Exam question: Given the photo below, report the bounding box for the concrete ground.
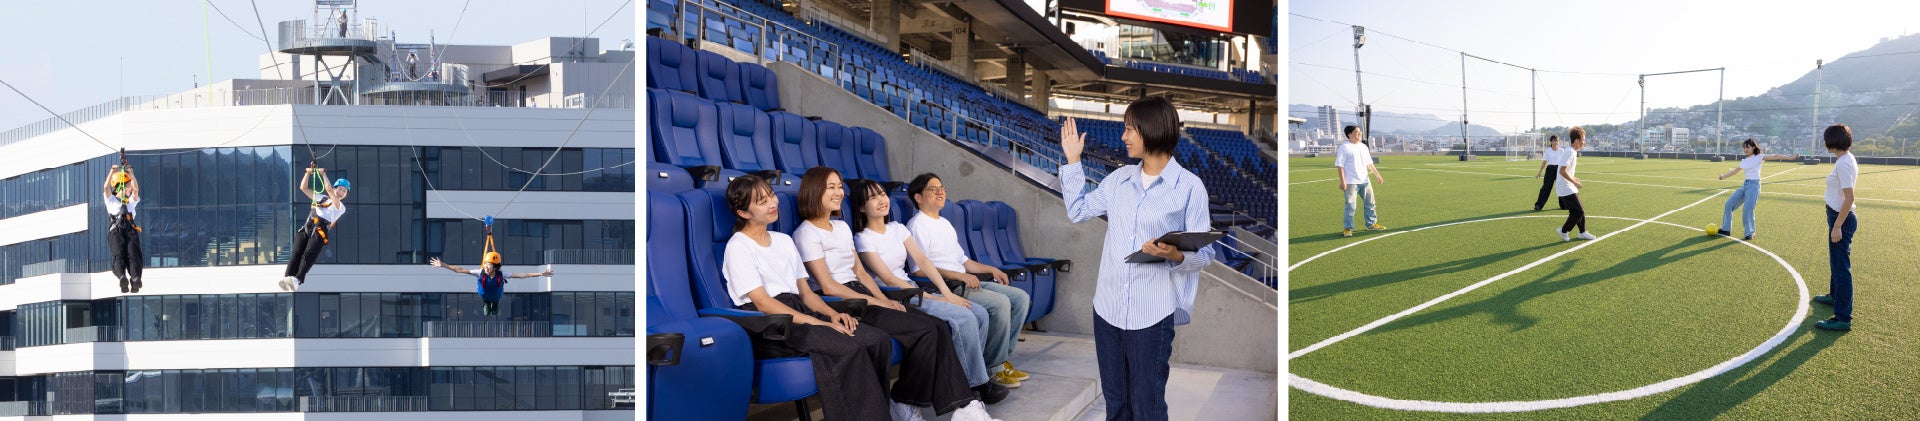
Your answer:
[746,331,1277,421]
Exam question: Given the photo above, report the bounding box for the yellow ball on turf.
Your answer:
[1705,223,1720,236]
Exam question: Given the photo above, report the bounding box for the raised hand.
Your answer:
[1061,117,1085,164]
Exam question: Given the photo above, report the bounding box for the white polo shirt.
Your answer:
[905,211,971,275]
[721,231,810,307]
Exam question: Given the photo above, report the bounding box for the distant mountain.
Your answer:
[1288,104,1504,136]
[1629,33,1920,146]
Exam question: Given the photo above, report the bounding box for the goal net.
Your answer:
[1504,133,1543,161]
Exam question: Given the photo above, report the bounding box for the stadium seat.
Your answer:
[813,120,858,176]
[648,162,696,194]
[736,62,783,112]
[954,200,1038,310]
[714,102,800,186]
[647,37,699,93]
[646,191,754,421]
[768,111,820,176]
[852,127,892,182]
[647,88,736,184]
[695,50,744,104]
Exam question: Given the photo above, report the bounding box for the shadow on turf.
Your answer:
[1636,326,1838,420]
[1289,210,1537,247]
[1372,235,1735,334]
[1290,242,1562,304]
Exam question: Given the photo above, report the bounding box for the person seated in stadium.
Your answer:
[903,173,1034,388]
[280,166,349,291]
[102,163,144,293]
[791,167,1007,416]
[724,174,1001,421]
[1058,96,1217,421]
[845,177,1007,403]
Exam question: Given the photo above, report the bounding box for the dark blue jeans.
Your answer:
[1094,313,1175,421]
[1827,207,1858,320]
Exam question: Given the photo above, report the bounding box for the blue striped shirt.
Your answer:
[1060,158,1216,330]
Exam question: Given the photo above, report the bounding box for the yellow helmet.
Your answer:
[484,252,502,265]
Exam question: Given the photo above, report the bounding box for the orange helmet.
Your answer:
[110,171,131,187]
[483,252,502,265]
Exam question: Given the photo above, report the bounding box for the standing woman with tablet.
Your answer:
[1057,96,1216,421]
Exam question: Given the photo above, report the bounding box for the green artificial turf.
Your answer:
[1287,155,1920,420]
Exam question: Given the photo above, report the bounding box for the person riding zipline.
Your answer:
[280,165,350,291]
[103,159,144,293]
[426,218,552,315]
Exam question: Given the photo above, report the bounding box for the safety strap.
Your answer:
[307,161,329,208]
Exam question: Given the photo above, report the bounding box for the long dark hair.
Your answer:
[846,178,887,234]
[1743,138,1760,156]
[725,174,774,232]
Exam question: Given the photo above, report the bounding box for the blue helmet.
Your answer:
[333,178,352,189]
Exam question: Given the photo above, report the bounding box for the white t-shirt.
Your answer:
[854,222,914,282]
[1545,147,1568,166]
[104,193,140,217]
[1140,173,1160,189]
[1556,150,1580,196]
[1739,155,1765,181]
[311,193,347,223]
[792,220,860,286]
[1334,142,1373,185]
[1825,153,1858,211]
[722,231,810,307]
[905,212,970,274]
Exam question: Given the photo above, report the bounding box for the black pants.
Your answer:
[284,218,330,281]
[845,282,975,415]
[745,293,894,421]
[1535,165,1560,210]
[1559,194,1586,234]
[108,221,143,280]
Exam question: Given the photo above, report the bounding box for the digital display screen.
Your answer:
[1105,0,1234,33]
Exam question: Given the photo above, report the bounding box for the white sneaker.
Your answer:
[277,277,293,291]
[949,401,1001,421]
[1577,232,1597,240]
[890,401,927,421]
[1557,228,1570,242]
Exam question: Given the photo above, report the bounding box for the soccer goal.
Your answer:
[1504,133,1543,161]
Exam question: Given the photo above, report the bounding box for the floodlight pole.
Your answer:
[1813,59,1824,155]
[1352,26,1366,141]
[1460,52,1470,157]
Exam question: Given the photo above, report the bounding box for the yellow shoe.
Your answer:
[992,370,1022,388]
[1342,229,1353,237]
[1368,224,1387,231]
[1002,362,1030,381]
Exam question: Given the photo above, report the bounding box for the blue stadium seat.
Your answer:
[648,162,696,194]
[648,88,739,184]
[695,50,744,104]
[647,37,699,93]
[955,200,1039,311]
[736,62,783,112]
[645,191,754,421]
[987,201,1064,323]
[767,111,820,176]
[813,120,857,176]
[714,102,802,188]
[851,127,891,182]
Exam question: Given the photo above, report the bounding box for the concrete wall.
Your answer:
[769,63,1277,373]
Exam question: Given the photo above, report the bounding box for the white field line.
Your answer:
[1406,167,1920,205]
[1288,190,1727,360]
[1292,178,1334,185]
[1288,215,1810,413]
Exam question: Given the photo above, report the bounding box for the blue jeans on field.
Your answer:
[1827,207,1857,321]
[1094,312,1174,421]
[1343,182,1376,230]
[1722,180,1760,237]
[916,293,993,386]
[968,281,1031,367]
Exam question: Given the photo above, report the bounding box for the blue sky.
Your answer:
[1289,0,1920,132]
[0,0,633,130]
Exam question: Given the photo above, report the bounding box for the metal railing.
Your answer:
[20,259,69,278]
[298,396,428,412]
[422,321,552,338]
[545,249,636,265]
[0,401,27,417]
[66,326,126,343]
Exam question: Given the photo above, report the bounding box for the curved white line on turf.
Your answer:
[1289,215,1809,413]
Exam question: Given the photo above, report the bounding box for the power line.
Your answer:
[0,79,119,152]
